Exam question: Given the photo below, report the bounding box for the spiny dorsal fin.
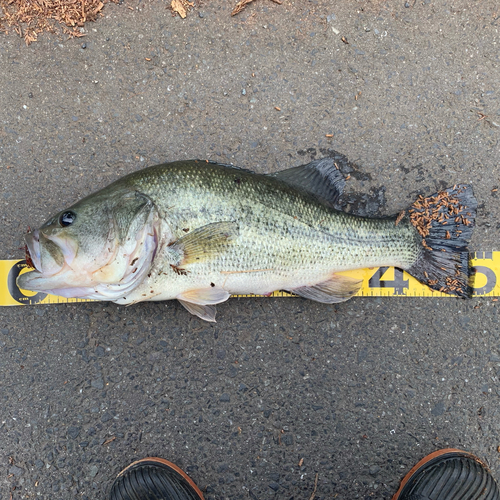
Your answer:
[269,158,346,206]
[290,273,362,304]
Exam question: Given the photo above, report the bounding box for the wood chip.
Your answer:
[171,0,193,19]
[0,0,111,44]
[232,0,281,16]
[231,0,254,16]
[395,210,405,226]
[308,473,319,500]
[103,436,116,445]
[408,189,466,238]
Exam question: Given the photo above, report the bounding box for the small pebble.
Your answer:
[431,401,445,416]
[405,1,410,7]
[91,378,104,389]
[81,42,87,49]
[269,482,280,491]
[89,465,99,478]
[68,426,81,439]
[9,465,24,476]
[101,412,112,423]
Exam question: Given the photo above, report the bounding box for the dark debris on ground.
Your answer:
[0,0,281,45]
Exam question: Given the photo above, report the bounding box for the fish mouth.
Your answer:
[18,230,77,294]
[24,229,65,277]
[24,230,42,272]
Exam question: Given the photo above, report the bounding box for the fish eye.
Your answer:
[59,211,76,227]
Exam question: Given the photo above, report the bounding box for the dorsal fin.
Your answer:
[269,158,346,206]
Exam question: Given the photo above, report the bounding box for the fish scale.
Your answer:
[124,160,421,273]
[17,156,477,321]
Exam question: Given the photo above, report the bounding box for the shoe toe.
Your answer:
[393,449,500,500]
[109,458,204,500]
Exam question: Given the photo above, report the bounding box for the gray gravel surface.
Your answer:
[1,1,500,499]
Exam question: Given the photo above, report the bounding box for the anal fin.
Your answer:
[290,274,362,304]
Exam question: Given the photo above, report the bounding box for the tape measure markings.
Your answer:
[1,255,499,306]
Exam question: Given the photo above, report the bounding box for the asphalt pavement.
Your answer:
[0,1,500,498]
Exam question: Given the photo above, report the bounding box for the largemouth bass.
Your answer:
[18,155,477,321]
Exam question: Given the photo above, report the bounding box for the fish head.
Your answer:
[18,188,160,299]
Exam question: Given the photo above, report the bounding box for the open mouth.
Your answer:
[24,230,42,271]
[24,244,34,269]
[23,229,66,277]
[17,230,91,297]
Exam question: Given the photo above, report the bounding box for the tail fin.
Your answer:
[406,185,477,297]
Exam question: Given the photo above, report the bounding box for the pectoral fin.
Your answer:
[170,221,238,266]
[177,287,231,322]
[290,274,362,304]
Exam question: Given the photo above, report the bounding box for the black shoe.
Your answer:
[393,448,500,500]
[109,457,204,500]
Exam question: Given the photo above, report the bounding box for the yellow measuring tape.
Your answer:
[1,252,498,306]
